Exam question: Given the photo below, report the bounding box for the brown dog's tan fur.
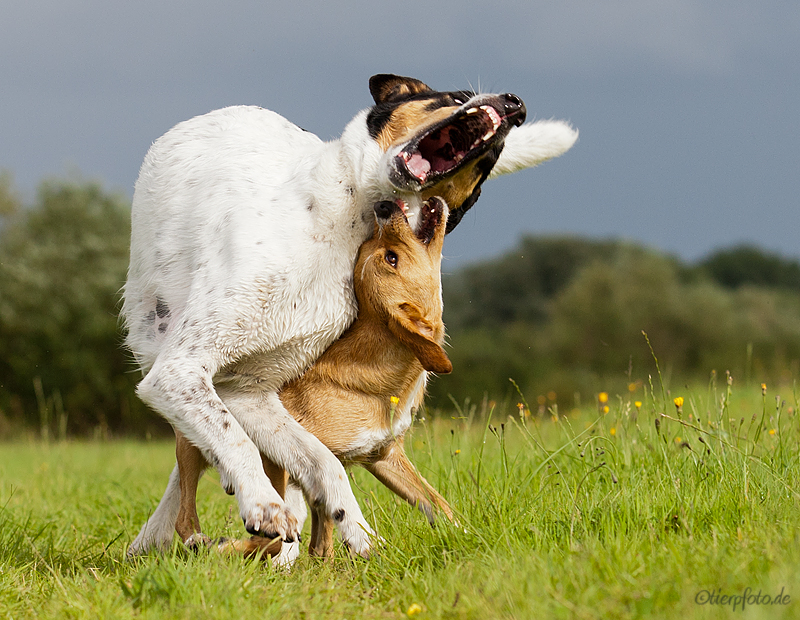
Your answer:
[175,198,454,558]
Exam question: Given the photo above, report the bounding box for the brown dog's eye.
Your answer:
[385,250,398,268]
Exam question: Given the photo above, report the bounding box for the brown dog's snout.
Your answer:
[373,200,398,222]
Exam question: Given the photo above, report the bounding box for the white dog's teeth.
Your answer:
[482,130,495,142]
[466,107,479,115]
[480,105,502,130]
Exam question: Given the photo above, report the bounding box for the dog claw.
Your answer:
[184,533,212,550]
[240,499,300,543]
[244,520,279,540]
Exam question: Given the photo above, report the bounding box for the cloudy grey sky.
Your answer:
[2,1,798,267]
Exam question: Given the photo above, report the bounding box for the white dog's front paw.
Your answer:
[334,510,376,558]
[238,491,300,542]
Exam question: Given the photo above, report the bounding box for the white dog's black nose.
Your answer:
[502,93,526,126]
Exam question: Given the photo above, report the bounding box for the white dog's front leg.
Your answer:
[222,389,375,557]
[137,357,300,543]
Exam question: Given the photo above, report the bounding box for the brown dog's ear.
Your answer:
[388,302,452,374]
[369,74,433,104]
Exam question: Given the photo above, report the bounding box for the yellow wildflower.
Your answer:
[761,383,767,395]
[390,396,400,405]
[598,392,609,404]
[407,603,423,616]
[609,427,616,436]
[673,397,684,409]
[602,405,609,414]
[769,429,776,436]
[634,401,642,409]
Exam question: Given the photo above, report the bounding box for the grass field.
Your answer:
[2,378,800,619]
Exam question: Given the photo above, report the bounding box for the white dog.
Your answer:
[123,74,577,559]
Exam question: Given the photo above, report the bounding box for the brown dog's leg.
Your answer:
[175,432,286,558]
[260,454,288,500]
[307,505,335,558]
[364,439,454,524]
[175,430,209,543]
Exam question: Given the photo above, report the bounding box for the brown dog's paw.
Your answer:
[216,535,283,560]
[183,533,212,550]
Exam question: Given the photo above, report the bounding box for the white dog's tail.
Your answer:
[490,120,578,179]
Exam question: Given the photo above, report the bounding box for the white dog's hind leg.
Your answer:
[127,464,181,557]
[222,389,375,558]
[137,356,301,543]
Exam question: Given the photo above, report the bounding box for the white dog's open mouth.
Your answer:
[393,98,525,187]
[399,106,501,183]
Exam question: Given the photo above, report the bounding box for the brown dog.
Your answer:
[175,196,454,560]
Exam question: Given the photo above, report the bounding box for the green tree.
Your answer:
[432,236,800,409]
[700,245,800,290]
[0,171,20,218]
[443,237,622,331]
[0,178,153,436]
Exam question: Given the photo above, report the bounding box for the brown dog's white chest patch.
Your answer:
[340,372,427,460]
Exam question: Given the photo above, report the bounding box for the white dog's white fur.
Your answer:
[123,85,577,558]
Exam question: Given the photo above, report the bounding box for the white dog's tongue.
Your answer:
[406,152,430,182]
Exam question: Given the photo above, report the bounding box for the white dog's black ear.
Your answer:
[369,74,433,104]
[489,120,579,179]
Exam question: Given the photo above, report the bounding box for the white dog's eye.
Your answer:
[385,250,398,268]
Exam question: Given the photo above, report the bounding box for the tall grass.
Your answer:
[1,378,799,618]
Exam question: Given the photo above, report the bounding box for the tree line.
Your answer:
[429,236,800,408]
[1,176,798,437]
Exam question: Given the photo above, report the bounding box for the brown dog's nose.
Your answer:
[502,93,526,126]
[374,200,396,221]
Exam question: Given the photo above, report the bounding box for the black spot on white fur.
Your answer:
[155,298,170,318]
